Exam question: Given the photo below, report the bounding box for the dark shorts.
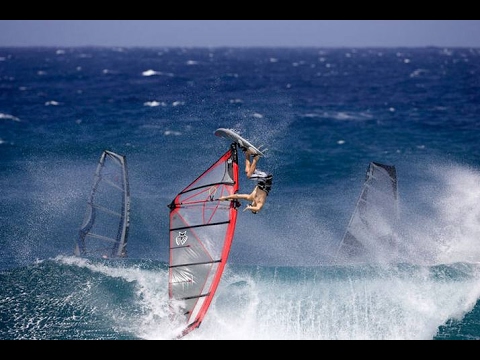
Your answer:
[257,175,273,195]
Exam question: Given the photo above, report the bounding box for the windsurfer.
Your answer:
[219,149,272,214]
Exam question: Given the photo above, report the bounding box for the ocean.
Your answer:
[1,46,480,340]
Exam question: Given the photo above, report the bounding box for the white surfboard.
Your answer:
[214,128,265,157]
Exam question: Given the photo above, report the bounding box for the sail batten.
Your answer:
[75,150,130,259]
[182,293,210,301]
[168,143,239,339]
[171,220,231,232]
[84,233,118,242]
[170,259,223,269]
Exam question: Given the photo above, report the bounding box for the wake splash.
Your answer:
[386,161,480,266]
[179,263,480,340]
[2,256,479,340]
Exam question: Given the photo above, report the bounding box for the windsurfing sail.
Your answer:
[335,162,399,264]
[168,143,240,339]
[75,150,130,259]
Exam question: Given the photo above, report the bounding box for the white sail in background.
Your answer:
[336,162,399,264]
[75,150,130,259]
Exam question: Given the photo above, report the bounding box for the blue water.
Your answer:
[1,47,480,339]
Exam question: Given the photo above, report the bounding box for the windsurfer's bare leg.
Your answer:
[245,150,259,178]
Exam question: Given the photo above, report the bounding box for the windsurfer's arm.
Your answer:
[219,193,251,201]
[245,201,263,212]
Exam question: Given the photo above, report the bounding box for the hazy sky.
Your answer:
[1,20,480,48]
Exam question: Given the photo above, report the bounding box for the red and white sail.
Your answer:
[168,143,240,338]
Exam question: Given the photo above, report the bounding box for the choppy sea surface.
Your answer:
[1,47,480,339]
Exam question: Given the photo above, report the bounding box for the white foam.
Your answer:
[0,113,20,122]
[143,101,166,107]
[142,69,174,77]
[142,69,159,76]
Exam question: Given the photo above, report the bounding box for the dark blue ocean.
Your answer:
[1,47,480,340]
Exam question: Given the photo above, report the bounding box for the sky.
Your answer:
[0,20,480,48]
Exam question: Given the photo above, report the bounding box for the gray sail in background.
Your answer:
[336,162,399,264]
[75,150,130,259]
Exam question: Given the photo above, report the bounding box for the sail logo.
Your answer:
[176,231,188,245]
